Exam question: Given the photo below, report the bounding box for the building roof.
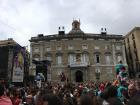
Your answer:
[30,33,123,42]
[0,38,17,46]
[30,20,124,42]
[125,27,140,38]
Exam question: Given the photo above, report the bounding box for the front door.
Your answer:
[75,71,83,82]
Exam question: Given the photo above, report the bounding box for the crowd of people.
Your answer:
[0,78,140,105]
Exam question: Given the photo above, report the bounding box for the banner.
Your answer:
[12,49,24,82]
[12,67,24,82]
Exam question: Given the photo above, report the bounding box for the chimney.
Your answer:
[58,26,65,35]
[101,27,107,35]
[38,34,44,37]
[8,38,13,40]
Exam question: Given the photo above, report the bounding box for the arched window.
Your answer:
[56,53,62,65]
[44,53,52,61]
[76,54,81,62]
[56,55,62,64]
[82,53,89,63]
[68,53,75,64]
[117,55,122,62]
[95,54,100,63]
[105,55,111,64]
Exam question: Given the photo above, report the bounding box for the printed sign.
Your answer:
[12,67,24,82]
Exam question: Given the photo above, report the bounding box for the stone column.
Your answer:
[47,65,51,82]
[30,43,35,76]
[122,44,127,64]
[40,41,44,61]
[112,43,116,65]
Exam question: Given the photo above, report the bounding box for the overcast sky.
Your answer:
[0,0,140,49]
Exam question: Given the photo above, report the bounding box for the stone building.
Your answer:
[124,27,140,78]
[30,20,127,82]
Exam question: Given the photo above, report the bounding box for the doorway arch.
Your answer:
[75,71,83,82]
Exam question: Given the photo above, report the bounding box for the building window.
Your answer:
[82,53,89,63]
[34,47,39,52]
[95,68,101,80]
[95,46,99,50]
[105,55,111,64]
[132,34,135,39]
[117,55,122,62]
[68,54,75,64]
[82,45,88,50]
[68,45,74,50]
[56,55,62,64]
[46,47,51,52]
[76,54,81,62]
[95,54,100,63]
[105,45,109,50]
[95,68,101,73]
[127,38,129,43]
[56,46,62,51]
[133,41,136,48]
[116,45,121,50]
[46,56,52,61]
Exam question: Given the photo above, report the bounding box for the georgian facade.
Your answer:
[30,20,127,82]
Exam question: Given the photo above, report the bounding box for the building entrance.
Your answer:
[75,71,83,82]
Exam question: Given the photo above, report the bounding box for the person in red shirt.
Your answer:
[99,83,105,92]
[0,84,13,105]
[11,89,21,105]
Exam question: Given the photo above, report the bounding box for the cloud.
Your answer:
[0,0,140,47]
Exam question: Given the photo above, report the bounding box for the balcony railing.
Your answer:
[68,62,89,67]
